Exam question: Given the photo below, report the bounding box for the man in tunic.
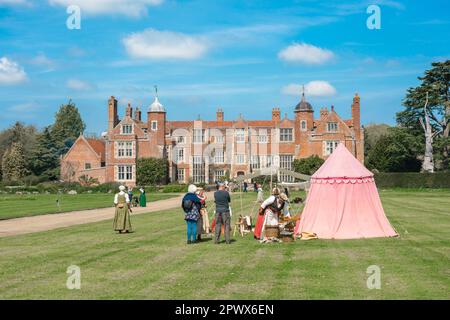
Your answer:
[253,187,285,240]
[113,185,132,233]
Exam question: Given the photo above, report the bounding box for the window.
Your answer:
[117,141,133,158]
[251,155,260,170]
[193,129,205,143]
[324,141,339,156]
[280,128,293,142]
[280,155,294,182]
[236,129,245,143]
[258,133,268,143]
[85,163,91,170]
[177,168,185,182]
[192,156,205,183]
[215,170,225,181]
[118,165,133,180]
[176,148,184,162]
[327,122,338,132]
[235,154,245,164]
[151,121,158,131]
[121,124,132,134]
[215,134,224,143]
[301,120,307,131]
[214,150,224,164]
[266,155,274,167]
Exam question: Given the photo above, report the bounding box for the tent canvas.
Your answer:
[295,143,398,239]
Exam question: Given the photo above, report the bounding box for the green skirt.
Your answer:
[113,206,132,232]
[139,193,147,207]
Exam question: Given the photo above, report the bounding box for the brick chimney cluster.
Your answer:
[272,108,281,121]
[216,108,224,122]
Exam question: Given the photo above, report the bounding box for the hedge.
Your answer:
[374,172,450,188]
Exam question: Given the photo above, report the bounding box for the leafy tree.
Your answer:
[51,100,85,153]
[136,158,168,185]
[1,142,28,182]
[365,127,422,172]
[30,126,60,180]
[0,122,37,179]
[397,60,450,170]
[364,123,390,158]
[293,155,325,175]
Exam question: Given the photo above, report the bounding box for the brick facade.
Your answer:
[61,92,364,186]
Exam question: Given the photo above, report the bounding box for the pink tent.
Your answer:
[295,143,398,239]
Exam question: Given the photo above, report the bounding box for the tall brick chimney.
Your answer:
[125,103,133,118]
[134,107,142,121]
[216,108,224,122]
[272,108,280,122]
[108,96,119,132]
[352,93,361,134]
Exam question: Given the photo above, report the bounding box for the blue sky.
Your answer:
[0,0,449,134]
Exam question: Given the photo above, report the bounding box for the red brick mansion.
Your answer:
[61,90,364,186]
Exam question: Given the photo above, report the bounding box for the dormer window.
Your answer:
[151,121,158,131]
[121,124,133,134]
[327,122,338,132]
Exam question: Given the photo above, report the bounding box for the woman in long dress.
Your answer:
[113,185,132,233]
[253,188,285,240]
[139,186,147,207]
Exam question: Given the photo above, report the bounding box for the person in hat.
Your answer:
[182,184,202,244]
[113,185,132,233]
[279,192,291,218]
[139,186,147,207]
[253,187,285,240]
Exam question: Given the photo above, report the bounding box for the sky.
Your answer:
[0,0,449,135]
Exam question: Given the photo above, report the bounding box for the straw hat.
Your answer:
[272,187,280,196]
[279,193,289,201]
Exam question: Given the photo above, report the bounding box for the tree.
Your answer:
[365,127,422,172]
[397,60,450,170]
[363,123,390,158]
[0,122,37,179]
[293,155,325,175]
[30,126,60,180]
[136,158,168,185]
[1,142,28,182]
[51,100,85,154]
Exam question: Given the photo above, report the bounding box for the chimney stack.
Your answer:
[272,108,280,122]
[108,96,119,132]
[134,107,142,121]
[216,108,224,122]
[125,103,133,118]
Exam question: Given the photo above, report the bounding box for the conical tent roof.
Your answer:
[313,143,373,179]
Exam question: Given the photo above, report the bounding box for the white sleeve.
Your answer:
[261,195,275,209]
[114,194,118,204]
[125,193,130,203]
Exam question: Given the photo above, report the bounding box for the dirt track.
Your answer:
[0,194,186,238]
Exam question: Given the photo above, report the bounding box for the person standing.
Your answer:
[139,186,147,207]
[214,183,232,244]
[254,182,258,192]
[127,187,133,208]
[182,184,202,244]
[253,188,285,240]
[197,189,210,234]
[243,181,248,192]
[256,183,264,203]
[113,185,132,233]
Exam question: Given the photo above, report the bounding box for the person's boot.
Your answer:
[197,235,202,241]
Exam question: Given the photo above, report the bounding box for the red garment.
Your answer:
[253,213,265,239]
[211,215,225,234]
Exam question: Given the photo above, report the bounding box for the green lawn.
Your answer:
[0,189,448,299]
[0,193,180,220]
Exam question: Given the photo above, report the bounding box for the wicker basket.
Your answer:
[264,226,280,238]
[280,231,294,242]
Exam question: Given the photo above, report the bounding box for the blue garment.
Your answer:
[186,220,197,242]
[182,192,202,221]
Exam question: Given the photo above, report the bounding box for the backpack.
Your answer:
[182,199,194,213]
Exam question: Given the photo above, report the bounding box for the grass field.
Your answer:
[0,189,449,299]
[0,193,180,220]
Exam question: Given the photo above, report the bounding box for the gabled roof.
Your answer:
[85,138,106,162]
[313,143,372,179]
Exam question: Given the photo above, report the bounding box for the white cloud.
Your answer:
[123,29,209,60]
[67,79,95,91]
[30,53,55,68]
[282,81,337,97]
[0,57,27,85]
[278,43,335,65]
[48,0,163,17]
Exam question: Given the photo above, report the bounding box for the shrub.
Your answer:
[162,184,188,193]
[374,172,450,188]
[136,158,168,185]
[293,155,325,175]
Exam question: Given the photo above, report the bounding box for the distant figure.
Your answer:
[257,184,264,203]
[197,189,210,235]
[127,187,133,207]
[214,182,232,244]
[284,187,289,198]
[113,185,132,233]
[243,181,248,192]
[182,184,202,244]
[139,186,147,207]
[254,182,258,192]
